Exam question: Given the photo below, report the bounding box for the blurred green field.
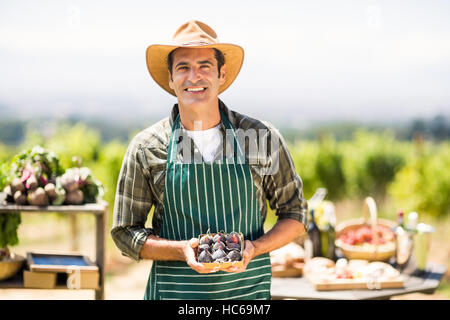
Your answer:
[1,121,449,298]
[4,122,448,218]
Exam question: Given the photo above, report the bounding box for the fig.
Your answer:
[226,242,241,251]
[211,249,227,261]
[198,244,211,253]
[228,250,242,262]
[213,233,226,243]
[213,242,225,251]
[198,250,213,263]
[226,232,240,245]
[199,235,213,245]
[216,256,231,263]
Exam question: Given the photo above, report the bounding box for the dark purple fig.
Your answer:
[198,250,213,263]
[228,250,242,262]
[199,235,214,245]
[211,249,227,261]
[226,243,241,251]
[198,244,211,253]
[213,233,227,243]
[226,232,240,245]
[213,242,225,251]
[216,256,231,263]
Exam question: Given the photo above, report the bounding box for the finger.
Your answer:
[187,260,208,273]
[209,267,220,273]
[242,241,254,268]
[220,266,238,273]
[196,265,219,274]
[244,251,252,266]
[189,238,199,248]
[221,264,247,273]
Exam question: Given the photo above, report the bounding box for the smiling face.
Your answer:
[168,47,226,110]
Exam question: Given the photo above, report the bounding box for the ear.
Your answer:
[168,71,174,90]
[219,64,226,85]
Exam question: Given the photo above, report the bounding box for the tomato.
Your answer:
[340,225,394,246]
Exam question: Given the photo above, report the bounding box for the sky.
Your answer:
[0,0,449,127]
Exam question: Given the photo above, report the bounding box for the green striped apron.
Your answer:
[144,110,272,300]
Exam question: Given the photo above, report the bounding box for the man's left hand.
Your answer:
[221,240,255,273]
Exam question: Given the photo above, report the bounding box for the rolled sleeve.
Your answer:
[262,123,309,230]
[111,140,155,261]
[111,226,156,261]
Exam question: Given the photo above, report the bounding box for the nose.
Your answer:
[187,66,202,83]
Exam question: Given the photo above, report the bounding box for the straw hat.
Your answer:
[146,20,244,96]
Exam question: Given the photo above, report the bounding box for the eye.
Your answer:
[200,65,210,69]
[177,66,189,71]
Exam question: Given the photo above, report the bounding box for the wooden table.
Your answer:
[0,201,108,300]
[271,263,447,300]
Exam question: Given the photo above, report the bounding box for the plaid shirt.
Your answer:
[111,99,308,261]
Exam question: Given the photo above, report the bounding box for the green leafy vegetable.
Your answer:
[0,213,21,249]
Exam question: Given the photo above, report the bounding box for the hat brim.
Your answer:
[146,43,244,97]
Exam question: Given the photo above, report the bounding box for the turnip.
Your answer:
[66,189,83,205]
[27,187,49,206]
[61,173,78,193]
[13,191,27,205]
[25,175,38,190]
[11,178,25,193]
[3,185,13,203]
[44,183,57,200]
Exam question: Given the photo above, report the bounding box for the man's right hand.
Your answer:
[184,238,220,274]
[140,235,219,273]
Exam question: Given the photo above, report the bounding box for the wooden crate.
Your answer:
[26,252,99,289]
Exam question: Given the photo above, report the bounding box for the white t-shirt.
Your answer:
[185,124,222,162]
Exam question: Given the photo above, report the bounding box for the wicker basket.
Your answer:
[335,197,396,261]
[0,253,26,281]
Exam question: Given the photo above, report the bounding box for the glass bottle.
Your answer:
[320,205,336,260]
[308,209,322,257]
[394,209,412,266]
[407,211,418,234]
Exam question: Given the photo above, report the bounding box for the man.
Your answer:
[111,20,308,300]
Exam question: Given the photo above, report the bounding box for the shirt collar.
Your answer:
[169,99,232,133]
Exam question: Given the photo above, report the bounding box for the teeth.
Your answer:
[186,87,205,92]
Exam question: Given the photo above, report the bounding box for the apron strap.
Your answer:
[167,114,181,163]
[167,110,246,164]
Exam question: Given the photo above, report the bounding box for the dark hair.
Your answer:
[167,48,225,79]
